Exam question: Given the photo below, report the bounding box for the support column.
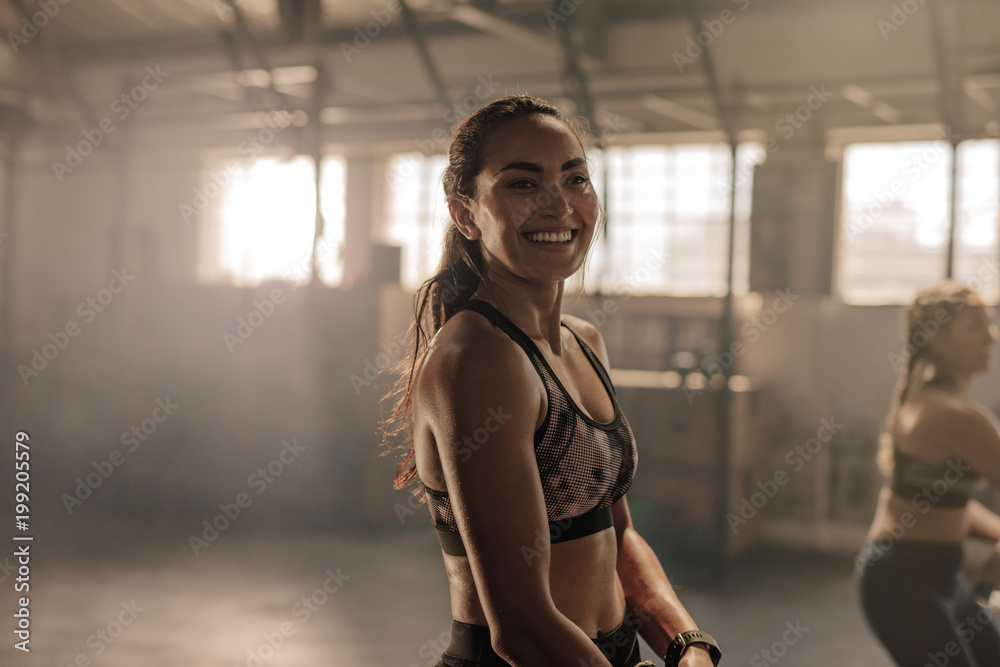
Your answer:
[342,156,377,287]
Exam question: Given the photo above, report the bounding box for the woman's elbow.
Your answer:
[491,624,541,665]
[488,610,559,664]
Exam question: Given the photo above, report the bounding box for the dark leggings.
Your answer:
[435,614,643,667]
[857,539,1000,666]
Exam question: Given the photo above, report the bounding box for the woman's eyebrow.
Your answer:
[497,157,586,174]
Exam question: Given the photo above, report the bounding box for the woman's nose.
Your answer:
[538,183,573,218]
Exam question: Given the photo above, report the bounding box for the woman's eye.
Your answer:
[510,179,535,189]
[568,174,590,185]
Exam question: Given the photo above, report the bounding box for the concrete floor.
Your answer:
[0,527,907,667]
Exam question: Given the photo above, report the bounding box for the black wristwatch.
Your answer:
[663,630,722,666]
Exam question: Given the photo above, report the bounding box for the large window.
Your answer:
[954,140,1000,301]
[586,143,756,296]
[386,153,449,291]
[198,155,346,287]
[386,144,757,296]
[839,139,999,304]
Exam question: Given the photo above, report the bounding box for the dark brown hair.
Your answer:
[877,280,975,473]
[379,93,592,491]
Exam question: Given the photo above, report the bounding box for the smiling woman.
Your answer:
[380,94,721,667]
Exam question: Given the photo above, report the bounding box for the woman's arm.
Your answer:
[423,321,615,667]
[968,499,1000,541]
[567,316,716,666]
[613,499,716,667]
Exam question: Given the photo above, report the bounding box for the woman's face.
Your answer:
[451,114,600,287]
[933,296,999,376]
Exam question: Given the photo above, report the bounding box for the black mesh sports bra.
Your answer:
[423,299,638,557]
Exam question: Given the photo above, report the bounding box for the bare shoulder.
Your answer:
[917,388,989,424]
[906,389,1000,485]
[416,310,541,425]
[911,388,1000,447]
[561,312,611,366]
[561,312,600,340]
[970,398,1000,430]
[950,398,1000,438]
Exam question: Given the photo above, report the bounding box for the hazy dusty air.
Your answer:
[0,0,998,665]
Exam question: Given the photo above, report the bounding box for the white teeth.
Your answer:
[526,230,573,243]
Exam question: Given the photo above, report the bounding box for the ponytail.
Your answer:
[878,345,924,474]
[379,225,486,490]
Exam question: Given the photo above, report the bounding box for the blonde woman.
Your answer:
[858,281,1000,665]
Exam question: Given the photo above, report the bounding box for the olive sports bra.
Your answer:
[423,299,638,557]
[890,448,983,508]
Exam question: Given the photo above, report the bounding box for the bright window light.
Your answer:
[584,142,758,297]
[386,153,449,291]
[839,139,998,304]
[199,155,346,287]
[954,140,1000,303]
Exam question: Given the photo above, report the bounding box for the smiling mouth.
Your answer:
[523,230,576,244]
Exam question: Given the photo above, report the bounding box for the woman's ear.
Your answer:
[449,198,481,241]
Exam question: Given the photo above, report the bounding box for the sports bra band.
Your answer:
[890,449,982,508]
[426,499,615,557]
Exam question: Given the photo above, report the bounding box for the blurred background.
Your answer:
[0,0,999,664]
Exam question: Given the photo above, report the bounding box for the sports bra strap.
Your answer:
[564,326,617,396]
[463,298,617,396]
[461,299,538,353]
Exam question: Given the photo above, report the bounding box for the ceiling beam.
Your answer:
[641,94,718,130]
[677,0,736,141]
[964,77,997,112]
[448,4,599,70]
[552,1,599,138]
[841,84,903,124]
[399,0,451,109]
[224,0,299,112]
